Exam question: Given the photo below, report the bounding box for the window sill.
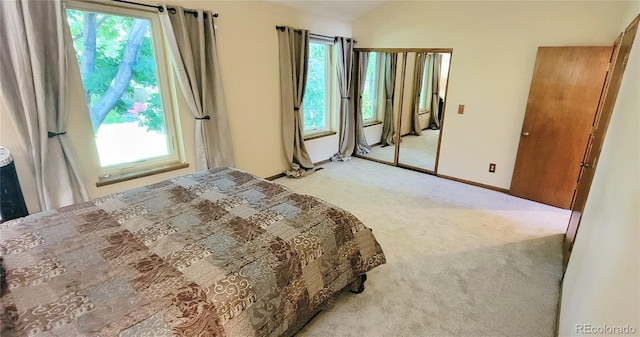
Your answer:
[418,111,431,116]
[96,162,190,187]
[363,121,382,128]
[304,131,337,141]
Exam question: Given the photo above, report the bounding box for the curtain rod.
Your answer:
[275,26,357,43]
[111,0,219,17]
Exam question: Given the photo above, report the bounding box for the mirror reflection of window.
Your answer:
[361,53,378,123]
[419,59,430,112]
[361,53,386,125]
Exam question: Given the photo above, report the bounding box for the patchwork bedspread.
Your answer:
[0,167,385,336]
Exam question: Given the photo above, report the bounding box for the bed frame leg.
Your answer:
[350,274,367,294]
[348,228,373,294]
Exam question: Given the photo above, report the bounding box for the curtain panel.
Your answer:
[277,26,314,177]
[354,52,371,155]
[430,53,443,129]
[159,6,234,170]
[380,53,398,146]
[410,52,427,136]
[332,37,370,161]
[0,0,88,210]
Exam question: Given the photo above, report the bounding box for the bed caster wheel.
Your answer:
[350,274,367,294]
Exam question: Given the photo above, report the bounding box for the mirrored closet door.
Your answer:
[355,48,452,174]
[357,51,401,165]
[397,51,451,172]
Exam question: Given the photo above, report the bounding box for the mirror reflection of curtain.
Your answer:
[277,26,315,177]
[410,52,427,136]
[380,53,397,146]
[430,53,443,129]
[354,52,371,155]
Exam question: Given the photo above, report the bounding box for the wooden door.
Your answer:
[564,15,639,269]
[510,46,612,209]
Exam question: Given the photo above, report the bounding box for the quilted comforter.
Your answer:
[0,167,385,336]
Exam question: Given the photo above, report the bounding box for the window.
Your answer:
[302,41,331,136]
[361,53,380,123]
[65,2,180,177]
[419,56,431,113]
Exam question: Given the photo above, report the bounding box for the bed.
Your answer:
[0,167,386,336]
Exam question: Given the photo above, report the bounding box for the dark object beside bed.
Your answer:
[0,167,385,336]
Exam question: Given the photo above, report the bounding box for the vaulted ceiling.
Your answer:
[268,1,386,21]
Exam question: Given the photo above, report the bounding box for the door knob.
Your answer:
[522,131,530,136]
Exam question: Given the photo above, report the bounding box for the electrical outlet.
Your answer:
[458,104,465,114]
[489,163,496,173]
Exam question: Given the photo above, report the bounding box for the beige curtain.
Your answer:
[332,37,358,161]
[410,52,427,135]
[0,0,88,210]
[380,53,398,146]
[159,6,234,170]
[354,52,371,155]
[430,53,443,129]
[277,26,314,177]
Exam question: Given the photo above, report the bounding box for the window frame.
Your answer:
[302,39,333,138]
[64,0,183,181]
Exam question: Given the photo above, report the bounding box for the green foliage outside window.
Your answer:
[66,9,165,133]
[302,43,328,132]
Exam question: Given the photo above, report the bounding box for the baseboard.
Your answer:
[265,158,332,181]
[313,158,332,166]
[265,173,286,181]
[354,154,395,166]
[555,277,564,337]
[436,173,509,193]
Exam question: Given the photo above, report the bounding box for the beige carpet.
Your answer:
[364,129,440,171]
[362,142,395,163]
[275,159,569,337]
[397,129,440,170]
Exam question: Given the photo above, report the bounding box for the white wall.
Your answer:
[363,123,382,146]
[559,8,640,337]
[0,0,350,213]
[353,1,629,189]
